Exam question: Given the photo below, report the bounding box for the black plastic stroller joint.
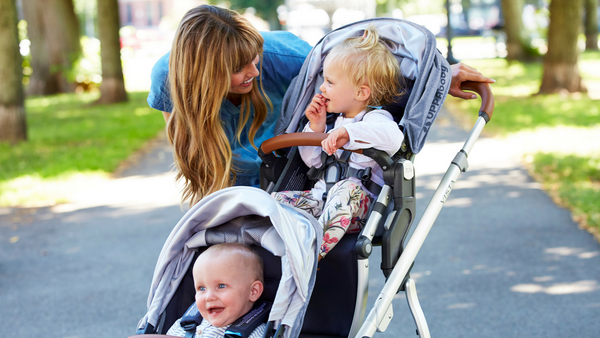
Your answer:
[381,159,416,279]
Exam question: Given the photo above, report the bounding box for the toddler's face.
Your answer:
[319,58,366,118]
[193,251,261,327]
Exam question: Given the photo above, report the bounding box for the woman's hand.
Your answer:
[305,94,327,132]
[322,127,349,155]
[449,63,495,99]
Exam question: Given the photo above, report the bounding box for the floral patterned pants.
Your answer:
[272,179,372,259]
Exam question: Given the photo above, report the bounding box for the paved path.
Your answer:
[1,107,599,338]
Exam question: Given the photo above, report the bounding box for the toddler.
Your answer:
[272,25,404,260]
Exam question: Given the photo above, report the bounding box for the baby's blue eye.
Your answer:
[199,286,206,292]
[218,284,226,289]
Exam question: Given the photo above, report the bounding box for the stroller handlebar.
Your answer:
[459,81,495,121]
[260,132,362,156]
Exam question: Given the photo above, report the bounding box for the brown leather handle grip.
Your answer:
[261,132,328,154]
[459,81,495,121]
[260,132,363,155]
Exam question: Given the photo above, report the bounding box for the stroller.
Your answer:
[133,18,494,338]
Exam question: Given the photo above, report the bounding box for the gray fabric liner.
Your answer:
[276,18,451,154]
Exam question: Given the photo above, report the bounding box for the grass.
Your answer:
[0,91,165,207]
[529,154,600,235]
[445,52,600,237]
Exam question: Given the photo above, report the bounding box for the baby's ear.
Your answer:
[249,281,264,302]
[356,85,371,102]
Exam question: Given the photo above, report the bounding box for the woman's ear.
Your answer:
[249,281,264,302]
[356,85,371,102]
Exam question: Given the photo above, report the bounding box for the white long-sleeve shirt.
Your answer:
[299,109,403,200]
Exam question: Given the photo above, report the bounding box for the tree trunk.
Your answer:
[96,0,127,104]
[584,0,599,50]
[539,0,585,94]
[500,0,532,61]
[22,0,81,95]
[0,0,27,142]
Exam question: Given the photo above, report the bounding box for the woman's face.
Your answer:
[229,55,260,95]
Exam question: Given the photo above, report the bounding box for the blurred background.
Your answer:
[1,0,598,236]
[9,0,565,92]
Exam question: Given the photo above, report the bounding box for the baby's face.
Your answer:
[193,252,260,327]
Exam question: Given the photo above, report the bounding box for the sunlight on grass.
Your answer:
[0,172,109,207]
[0,91,164,207]
[529,153,600,232]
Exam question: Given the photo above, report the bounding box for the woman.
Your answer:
[148,5,494,206]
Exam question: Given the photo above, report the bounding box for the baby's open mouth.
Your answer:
[208,307,224,316]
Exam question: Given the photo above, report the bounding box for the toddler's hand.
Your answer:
[322,127,349,155]
[305,94,327,132]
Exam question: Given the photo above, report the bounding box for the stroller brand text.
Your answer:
[423,65,449,133]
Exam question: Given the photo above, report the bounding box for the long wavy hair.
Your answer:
[326,25,401,107]
[167,5,271,205]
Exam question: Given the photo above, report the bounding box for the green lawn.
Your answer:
[445,52,600,236]
[0,91,165,206]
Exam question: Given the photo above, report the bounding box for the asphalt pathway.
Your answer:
[1,107,599,338]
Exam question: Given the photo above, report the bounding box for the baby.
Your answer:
[167,243,265,338]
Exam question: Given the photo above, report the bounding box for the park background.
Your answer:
[1,0,598,240]
[0,0,600,337]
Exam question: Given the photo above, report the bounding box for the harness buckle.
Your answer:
[358,167,372,185]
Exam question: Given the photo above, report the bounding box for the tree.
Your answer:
[22,0,81,95]
[96,0,127,104]
[584,0,599,51]
[500,0,538,61]
[0,0,27,142]
[539,0,585,94]
[228,0,283,30]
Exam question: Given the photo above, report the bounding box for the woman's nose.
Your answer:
[247,62,259,78]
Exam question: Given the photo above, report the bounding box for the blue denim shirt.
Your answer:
[148,31,311,187]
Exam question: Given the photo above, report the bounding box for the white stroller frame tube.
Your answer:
[355,116,487,338]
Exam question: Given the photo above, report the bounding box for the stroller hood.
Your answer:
[276,18,451,154]
[138,187,322,338]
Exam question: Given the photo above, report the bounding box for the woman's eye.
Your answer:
[218,284,226,289]
[234,67,243,73]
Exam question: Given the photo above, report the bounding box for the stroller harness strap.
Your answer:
[307,114,382,199]
[180,301,272,338]
[307,150,382,200]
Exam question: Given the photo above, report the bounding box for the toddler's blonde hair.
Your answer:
[326,25,402,107]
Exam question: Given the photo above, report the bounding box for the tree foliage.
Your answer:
[215,0,284,30]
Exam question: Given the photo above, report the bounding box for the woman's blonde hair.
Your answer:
[167,5,271,205]
[326,25,401,107]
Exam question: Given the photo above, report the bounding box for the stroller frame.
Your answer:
[134,18,495,338]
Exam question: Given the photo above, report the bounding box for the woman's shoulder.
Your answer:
[260,31,311,59]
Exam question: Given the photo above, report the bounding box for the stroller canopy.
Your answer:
[276,18,451,154]
[138,187,322,338]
